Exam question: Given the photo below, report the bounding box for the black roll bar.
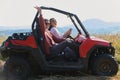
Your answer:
[69,16,82,34]
[32,6,89,37]
[32,12,39,31]
[74,15,89,37]
[41,6,75,16]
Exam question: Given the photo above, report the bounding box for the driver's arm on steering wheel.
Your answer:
[63,28,72,38]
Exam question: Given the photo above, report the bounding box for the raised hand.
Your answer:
[34,6,42,14]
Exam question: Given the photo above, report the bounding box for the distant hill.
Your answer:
[0,26,31,36]
[82,19,120,34]
[58,19,120,35]
[0,29,31,36]
[0,19,120,36]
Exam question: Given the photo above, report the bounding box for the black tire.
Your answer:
[3,56,31,80]
[90,54,118,76]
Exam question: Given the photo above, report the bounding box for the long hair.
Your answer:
[48,25,52,30]
[49,18,56,30]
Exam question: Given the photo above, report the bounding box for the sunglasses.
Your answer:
[45,23,50,25]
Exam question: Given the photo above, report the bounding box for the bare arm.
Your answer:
[63,28,72,38]
[52,33,65,43]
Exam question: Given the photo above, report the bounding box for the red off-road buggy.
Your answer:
[0,6,118,80]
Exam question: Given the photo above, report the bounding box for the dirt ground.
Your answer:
[0,60,119,80]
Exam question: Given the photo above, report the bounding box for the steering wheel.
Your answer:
[67,35,74,40]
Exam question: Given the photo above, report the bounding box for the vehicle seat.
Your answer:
[35,18,46,54]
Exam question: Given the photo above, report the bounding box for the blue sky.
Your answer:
[0,0,120,28]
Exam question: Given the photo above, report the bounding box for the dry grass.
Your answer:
[0,37,6,45]
[95,34,120,63]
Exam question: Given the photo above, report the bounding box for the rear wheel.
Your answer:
[3,56,31,80]
[90,54,118,76]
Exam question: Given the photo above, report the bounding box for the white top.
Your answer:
[50,27,63,38]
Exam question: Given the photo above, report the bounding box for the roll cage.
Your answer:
[32,6,90,38]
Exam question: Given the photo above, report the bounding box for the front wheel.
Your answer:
[3,56,31,80]
[90,54,118,76]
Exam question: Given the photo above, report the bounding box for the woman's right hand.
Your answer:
[34,6,42,14]
[68,28,72,34]
[63,28,72,38]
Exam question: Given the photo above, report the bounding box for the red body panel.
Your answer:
[11,36,37,48]
[79,36,110,58]
[9,34,110,58]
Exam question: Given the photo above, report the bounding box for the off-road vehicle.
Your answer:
[0,6,118,80]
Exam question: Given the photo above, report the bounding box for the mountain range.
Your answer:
[0,19,120,36]
[58,19,120,35]
[82,19,120,34]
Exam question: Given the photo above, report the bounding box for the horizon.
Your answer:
[0,19,120,36]
[0,18,120,30]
